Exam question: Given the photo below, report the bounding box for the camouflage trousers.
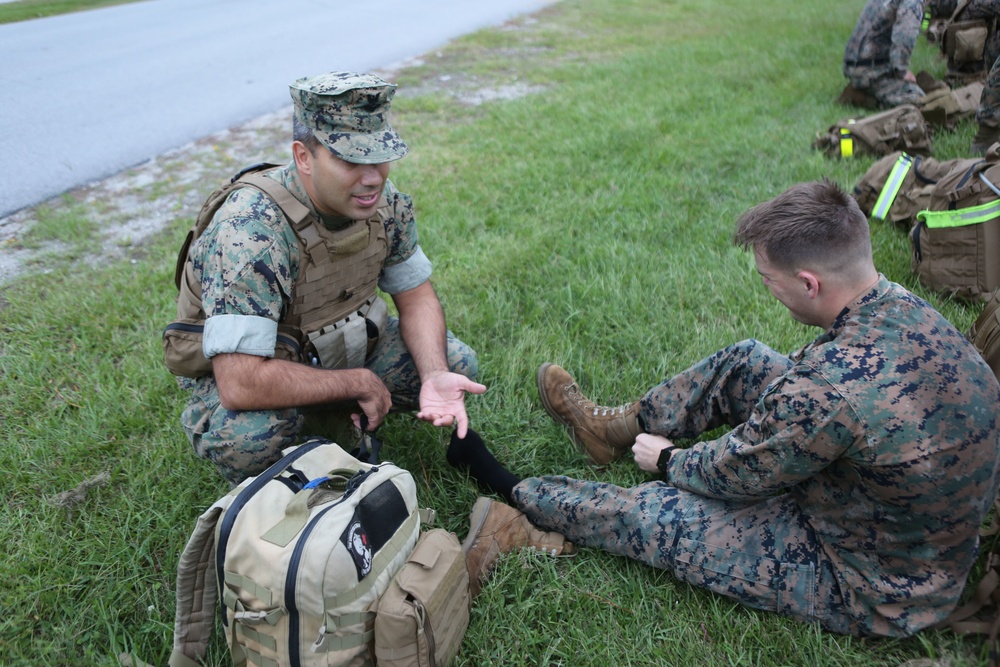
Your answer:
[513,340,854,635]
[845,69,925,108]
[979,54,1000,127]
[179,316,477,486]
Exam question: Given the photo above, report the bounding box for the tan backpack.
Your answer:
[168,437,472,667]
[852,151,976,228]
[918,80,985,129]
[939,0,995,67]
[170,439,422,667]
[911,145,1000,302]
[814,105,933,159]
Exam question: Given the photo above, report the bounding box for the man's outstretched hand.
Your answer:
[416,371,487,438]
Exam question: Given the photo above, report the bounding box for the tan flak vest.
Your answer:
[162,163,390,378]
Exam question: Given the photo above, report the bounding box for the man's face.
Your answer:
[300,144,390,220]
[753,248,817,326]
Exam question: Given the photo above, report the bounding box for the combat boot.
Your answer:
[971,124,1000,156]
[536,363,642,466]
[836,83,878,110]
[462,497,574,598]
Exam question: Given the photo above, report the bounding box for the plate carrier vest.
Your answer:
[163,163,390,377]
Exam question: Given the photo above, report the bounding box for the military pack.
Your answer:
[968,288,1000,379]
[852,151,983,228]
[813,105,932,159]
[850,145,1000,302]
[917,80,985,128]
[911,145,1000,302]
[371,528,471,667]
[939,0,995,68]
[167,437,475,667]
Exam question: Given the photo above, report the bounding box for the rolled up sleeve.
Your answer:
[378,246,432,294]
[203,314,278,358]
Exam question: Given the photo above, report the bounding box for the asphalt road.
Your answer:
[0,0,556,218]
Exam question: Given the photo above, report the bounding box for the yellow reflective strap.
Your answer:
[922,10,930,31]
[840,123,856,158]
[917,198,1000,228]
[871,153,913,220]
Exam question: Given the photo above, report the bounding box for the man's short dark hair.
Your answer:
[293,116,322,153]
[733,179,873,274]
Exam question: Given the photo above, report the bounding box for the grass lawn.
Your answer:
[0,0,138,24]
[0,0,995,665]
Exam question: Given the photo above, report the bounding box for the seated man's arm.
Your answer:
[666,370,860,500]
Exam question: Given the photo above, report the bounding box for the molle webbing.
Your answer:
[283,211,389,336]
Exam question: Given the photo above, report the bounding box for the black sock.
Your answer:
[447,428,521,504]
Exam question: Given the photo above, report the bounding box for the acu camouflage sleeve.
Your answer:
[196,187,297,321]
[666,369,862,501]
[381,180,420,268]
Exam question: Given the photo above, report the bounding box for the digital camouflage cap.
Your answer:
[290,72,408,164]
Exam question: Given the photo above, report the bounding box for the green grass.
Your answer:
[0,0,994,665]
[0,0,139,24]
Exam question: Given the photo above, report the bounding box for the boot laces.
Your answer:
[564,383,629,418]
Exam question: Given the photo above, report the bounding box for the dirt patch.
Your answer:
[0,34,550,288]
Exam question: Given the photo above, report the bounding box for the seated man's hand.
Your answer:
[632,433,676,474]
[416,371,488,438]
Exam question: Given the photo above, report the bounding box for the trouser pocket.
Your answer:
[671,537,816,623]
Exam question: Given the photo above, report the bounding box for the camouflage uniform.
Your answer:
[977,5,1000,130]
[980,56,1000,127]
[925,0,1000,130]
[178,161,478,486]
[929,0,1000,84]
[843,0,927,107]
[514,277,1000,637]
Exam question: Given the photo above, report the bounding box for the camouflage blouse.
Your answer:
[668,277,1000,635]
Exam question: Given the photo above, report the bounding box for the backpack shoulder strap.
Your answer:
[238,172,313,229]
[949,0,973,23]
[169,496,231,667]
[172,162,287,290]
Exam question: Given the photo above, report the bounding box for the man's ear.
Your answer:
[798,270,821,299]
[292,140,313,176]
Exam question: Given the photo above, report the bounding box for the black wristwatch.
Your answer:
[656,445,675,478]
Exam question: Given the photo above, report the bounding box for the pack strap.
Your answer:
[917,196,1000,228]
[313,626,376,653]
[949,0,974,24]
[168,501,228,667]
[872,153,914,220]
[243,646,280,667]
[239,173,312,229]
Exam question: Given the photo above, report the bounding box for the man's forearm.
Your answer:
[213,352,382,411]
[394,281,450,380]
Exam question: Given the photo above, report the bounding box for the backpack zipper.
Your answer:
[285,467,376,666]
[215,439,327,627]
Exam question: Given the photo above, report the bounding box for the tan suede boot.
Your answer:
[536,363,642,465]
[462,497,574,598]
